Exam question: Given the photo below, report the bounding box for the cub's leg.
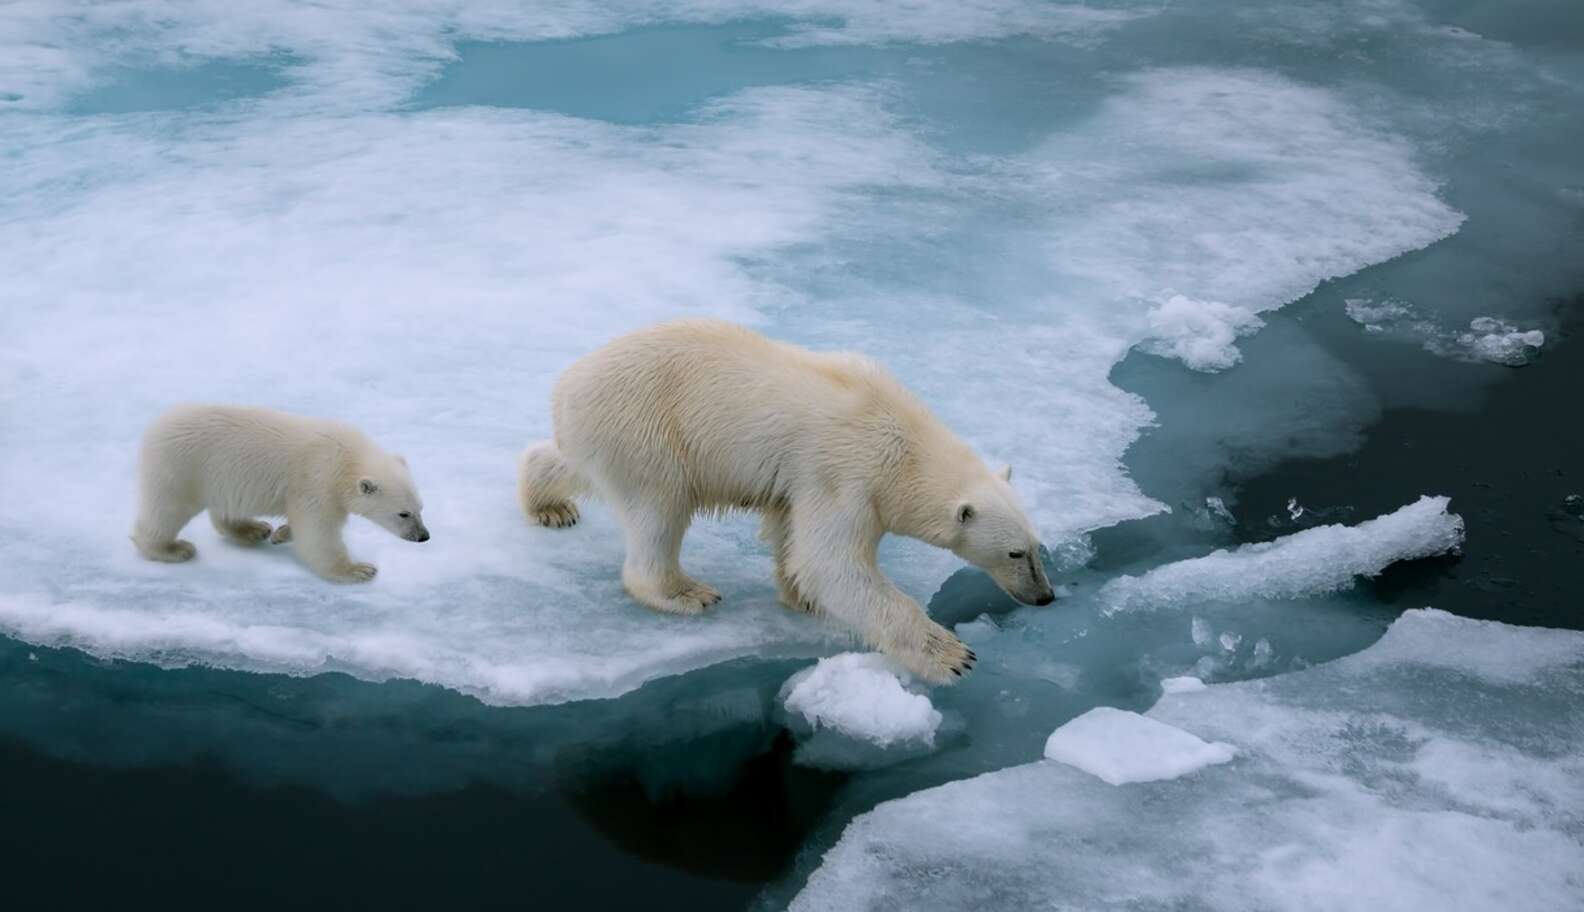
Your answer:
[786,498,975,683]
[761,503,812,613]
[287,508,375,583]
[131,487,202,563]
[211,514,273,545]
[615,494,720,615]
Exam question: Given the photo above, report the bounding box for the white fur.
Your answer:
[132,405,429,582]
[520,320,1054,683]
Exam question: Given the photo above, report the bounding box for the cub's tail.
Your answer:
[518,441,589,528]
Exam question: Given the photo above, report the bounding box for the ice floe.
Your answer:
[1100,496,1464,614]
[792,609,1584,911]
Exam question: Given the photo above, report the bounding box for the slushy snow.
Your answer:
[792,609,1584,912]
[1042,707,1235,785]
[1100,495,1464,614]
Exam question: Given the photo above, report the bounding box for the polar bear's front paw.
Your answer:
[890,624,977,684]
[532,501,580,529]
[328,562,378,583]
[269,524,292,545]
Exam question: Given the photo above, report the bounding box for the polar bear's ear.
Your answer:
[395,455,408,467]
[358,477,379,495]
[998,465,1013,482]
[957,503,976,524]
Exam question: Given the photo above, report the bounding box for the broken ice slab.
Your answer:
[1042,706,1235,785]
[792,609,1584,912]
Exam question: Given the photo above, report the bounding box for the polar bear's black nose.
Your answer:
[1035,592,1056,606]
[416,530,430,542]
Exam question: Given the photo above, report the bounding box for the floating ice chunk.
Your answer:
[793,610,1584,912]
[1161,675,1207,693]
[1044,707,1236,785]
[1100,495,1463,614]
[1344,296,1414,326]
[1345,300,1544,365]
[779,653,942,768]
[1139,295,1264,371]
[1457,317,1545,366]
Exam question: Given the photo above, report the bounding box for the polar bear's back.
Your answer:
[552,320,931,509]
[140,405,362,515]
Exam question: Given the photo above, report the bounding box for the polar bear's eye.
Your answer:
[398,512,412,519]
[1008,550,1026,559]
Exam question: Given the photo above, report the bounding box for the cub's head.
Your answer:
[352,454,430,543]
[949,465,1054,606]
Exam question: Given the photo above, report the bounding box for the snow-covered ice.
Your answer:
[792,609,1584,911]
[1100,495,1465,614]
[1042,707,1235,785]
[0,11,1463,705]
[779,653,942,768]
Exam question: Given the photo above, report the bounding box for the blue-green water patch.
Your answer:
[413,21,1112,155]
[67,57,295,115]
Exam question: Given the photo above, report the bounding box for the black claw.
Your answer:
[967,650,977,660]
[951,667,962,677]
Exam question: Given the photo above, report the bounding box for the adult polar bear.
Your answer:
[519,320,1055,683]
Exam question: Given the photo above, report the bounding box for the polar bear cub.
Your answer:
[132,405,429,582]
[519,320,1055,683]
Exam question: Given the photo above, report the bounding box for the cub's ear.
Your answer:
[957,503,976,524]
[395,454,408,467]
[358,477,379,495]
[998,464,1013,482]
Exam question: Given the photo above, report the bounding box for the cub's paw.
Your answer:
[328,562,378,583]
[150,539,198,563]
[532,501,580,529]
[269,524,292,545]
[224,519,272,545]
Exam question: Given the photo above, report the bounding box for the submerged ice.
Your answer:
[792,610,1584,911]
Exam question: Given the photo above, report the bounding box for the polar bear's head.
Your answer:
[950,466,1054,606]
[351,455,430,543]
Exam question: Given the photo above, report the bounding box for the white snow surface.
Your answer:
[0,8,1462,705]
[1100,495,1464,614]
[792,609,1584,911]
[1042,706,1235,784]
